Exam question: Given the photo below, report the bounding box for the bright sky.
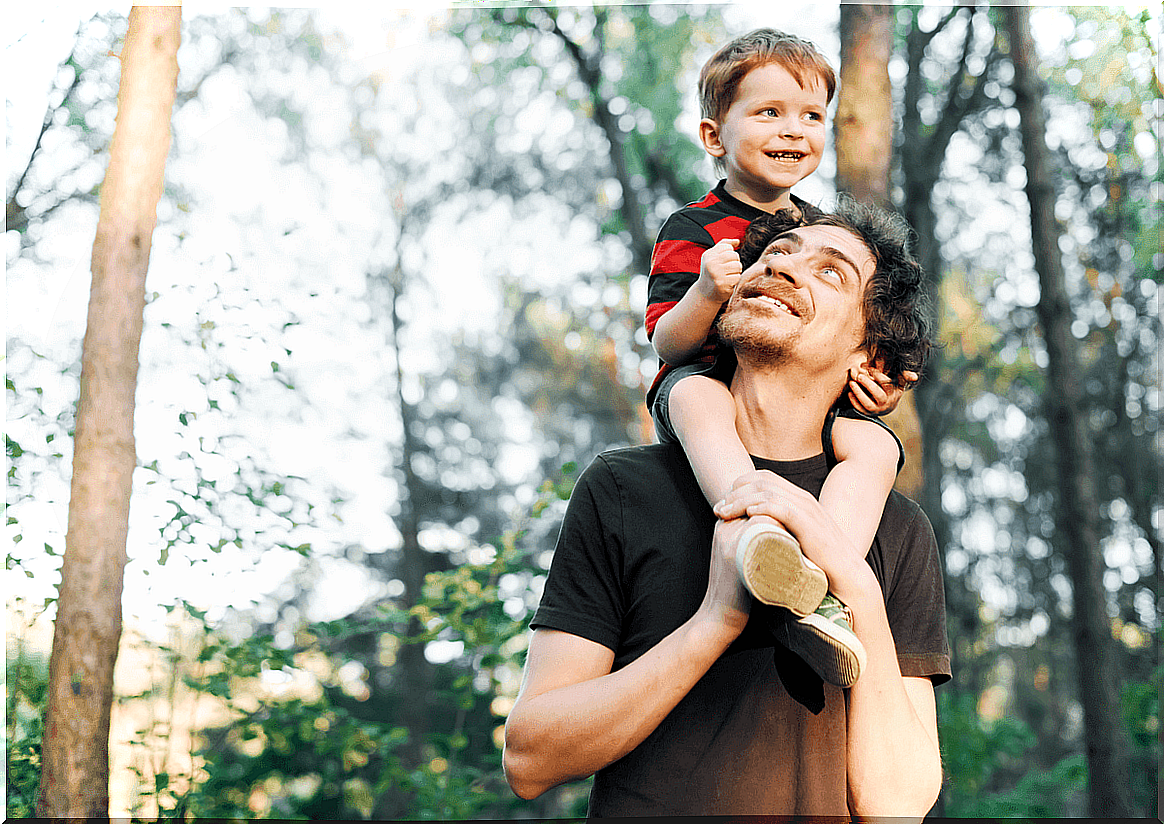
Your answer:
[4,3,841,633]
[6,3,1158,638]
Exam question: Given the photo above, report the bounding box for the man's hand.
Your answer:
[696,238,742,304]
[847,366,919,416]
[696,515,753,640]
[713,470,879,606]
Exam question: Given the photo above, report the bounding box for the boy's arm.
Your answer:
[652,238,741,365]
[503,518,752,799]
[819,416,899,556]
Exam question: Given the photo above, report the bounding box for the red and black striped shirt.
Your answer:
[645,182,812,404]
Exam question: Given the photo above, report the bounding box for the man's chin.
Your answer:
[717,315,791,364]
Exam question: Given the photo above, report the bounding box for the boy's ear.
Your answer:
[699,118,727,159]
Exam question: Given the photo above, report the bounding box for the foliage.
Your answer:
[940,664,1159,818]
[170,464,581,819]
[5,641,49,818]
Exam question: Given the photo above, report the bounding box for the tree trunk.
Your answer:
[388,264,434,772]
[835,3,925,500]
[836,3,895,210]
[1001,3,1133,817]
[36,6,181,817]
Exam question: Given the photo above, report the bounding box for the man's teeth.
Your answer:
[756,295,795,314]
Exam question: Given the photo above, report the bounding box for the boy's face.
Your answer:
[700,61,828,208]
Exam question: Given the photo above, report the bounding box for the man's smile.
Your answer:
[740,283,809,319]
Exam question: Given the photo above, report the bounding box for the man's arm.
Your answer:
[502,517,753,799]
[715,474,943,818]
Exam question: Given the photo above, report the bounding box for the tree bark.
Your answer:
[36,6,181,818]
[835,3,925,500]
[836,3,895,210]
[388,259,434,771]
[1001,3,1133,817]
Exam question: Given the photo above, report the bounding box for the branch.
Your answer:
[929,5,999,159]
[6,52,85,231]
[543,9,652,273]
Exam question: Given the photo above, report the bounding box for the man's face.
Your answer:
[717,223,873,378]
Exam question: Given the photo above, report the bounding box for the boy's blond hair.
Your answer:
[699,28,837,125]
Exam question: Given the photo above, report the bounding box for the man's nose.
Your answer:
[766,253,805,285]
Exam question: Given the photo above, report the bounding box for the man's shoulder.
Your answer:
[880,488,936,549]
[587,442,687,476]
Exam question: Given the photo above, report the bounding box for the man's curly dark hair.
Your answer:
[735,195,932,386]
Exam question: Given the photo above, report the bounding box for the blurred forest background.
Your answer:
[5,2,1159,819]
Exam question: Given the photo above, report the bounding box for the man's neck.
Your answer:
[730,364,837,462]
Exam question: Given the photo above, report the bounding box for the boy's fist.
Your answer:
[697,238,742,303]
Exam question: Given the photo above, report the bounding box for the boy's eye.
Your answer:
[806,111,824,121]
[762,107,779,117]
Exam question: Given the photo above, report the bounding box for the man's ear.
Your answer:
[699,118,727,159]
[846,350,871,380]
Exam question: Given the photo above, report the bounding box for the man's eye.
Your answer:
[822,266,841,280]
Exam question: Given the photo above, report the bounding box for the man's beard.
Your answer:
[716,303,794,366]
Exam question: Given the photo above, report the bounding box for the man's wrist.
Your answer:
[688,603,747,654]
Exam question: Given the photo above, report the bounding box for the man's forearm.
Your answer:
[503,614,738,799]
[844,591,942,819]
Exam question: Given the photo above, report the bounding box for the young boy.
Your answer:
[645,29,914,688]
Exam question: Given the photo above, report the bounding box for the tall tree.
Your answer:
[834,2,927,500]
[36,5,181,817]
[895,4,1000,698]
[1000,3,1133,816]
[836,3,895,210]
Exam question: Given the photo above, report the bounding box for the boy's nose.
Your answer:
[780,115,803,138]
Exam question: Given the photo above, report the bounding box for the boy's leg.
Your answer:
[773,412,901,687]
[667,374,828,617]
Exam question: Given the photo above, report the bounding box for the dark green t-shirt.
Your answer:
[530,443,950,817]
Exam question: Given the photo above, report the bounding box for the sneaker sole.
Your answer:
[734,522,828,617]
[777,612,867,688]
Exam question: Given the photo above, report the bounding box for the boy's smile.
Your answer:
[700,62,828,212]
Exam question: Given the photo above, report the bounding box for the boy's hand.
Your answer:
[696,238,742,304]
[848,367,919,415]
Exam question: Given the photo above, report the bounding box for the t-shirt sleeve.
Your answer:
[645,211,712,340]
[529,455,625,651]
[881,499,952,684]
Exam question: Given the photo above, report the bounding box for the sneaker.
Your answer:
[734,521,828,617]
[774,593,867,688]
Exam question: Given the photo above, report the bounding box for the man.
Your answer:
[503,198,950,818]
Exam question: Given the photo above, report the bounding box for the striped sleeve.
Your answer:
[646,212,713,340]
[646,209,753,339]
